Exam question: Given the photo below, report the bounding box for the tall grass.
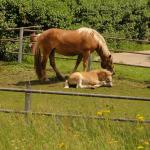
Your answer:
[0,61,150,149]
[0,113,150,150]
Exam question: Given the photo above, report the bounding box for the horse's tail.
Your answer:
[34,43,43,80]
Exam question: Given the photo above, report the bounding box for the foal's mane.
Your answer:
[77,27,110,57]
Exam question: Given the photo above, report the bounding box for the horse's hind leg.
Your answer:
[49,49,65,80]
[72,54,83,73]
[41,53,49,81]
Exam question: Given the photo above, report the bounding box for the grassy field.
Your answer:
[0,58,150,150]
[107,40,150,52]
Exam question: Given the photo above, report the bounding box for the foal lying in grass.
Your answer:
[64,69,113,89]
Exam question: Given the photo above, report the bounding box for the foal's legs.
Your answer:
[93,81,113,88]
[83,51,90,71]
[77,78,94,89]
[64,80,69,88]
[72,54,83,73]
[93,81,106,88]
[49,49,65,80]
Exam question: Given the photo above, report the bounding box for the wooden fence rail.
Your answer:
[0,87,150,101]
[4,51,150,69]
[1,108,150,124]
[0,87,150,124]
[0,26,150,65]
[2,26,42,31]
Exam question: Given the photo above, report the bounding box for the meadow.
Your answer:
[0,0,150,148]
[0,57,150,149]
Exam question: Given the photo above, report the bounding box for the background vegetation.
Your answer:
[0,0,150,61]
[0,0,149,39]
[0,1,150,149]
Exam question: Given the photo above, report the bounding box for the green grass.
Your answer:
[107,40,150,52]
[0,114,150,150]
[0,60,150,150]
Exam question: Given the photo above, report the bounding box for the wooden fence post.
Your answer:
[18,27,24,63]
[24,82,31,123]
[88,54,92,71]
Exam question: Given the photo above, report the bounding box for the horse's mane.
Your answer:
[77,27,110,56]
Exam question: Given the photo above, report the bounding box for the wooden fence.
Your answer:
[1,27,150,124]
[0,86,150,124]
[0,26,150,67]
[0,26,42,63]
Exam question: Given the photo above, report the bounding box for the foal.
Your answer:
[64,69,113,89]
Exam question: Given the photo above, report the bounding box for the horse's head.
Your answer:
[101,54,115,74]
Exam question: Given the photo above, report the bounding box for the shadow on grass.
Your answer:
[15,76,64,86]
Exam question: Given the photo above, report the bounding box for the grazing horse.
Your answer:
[33,27,114,81]
[64,69,113,89]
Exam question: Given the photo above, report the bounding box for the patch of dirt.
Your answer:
[112,50,150,67]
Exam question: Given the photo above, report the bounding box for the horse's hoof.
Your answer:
[45,78,50,82]
[91,86,96,89]
[57,75,65,81]
[64,86,69,88]
[40,77,49,82]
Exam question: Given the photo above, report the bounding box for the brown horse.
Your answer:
[33,27,114,81]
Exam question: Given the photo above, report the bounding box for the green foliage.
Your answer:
[0,0,149,61]
[0,0,149,37]
[0,114,150,150]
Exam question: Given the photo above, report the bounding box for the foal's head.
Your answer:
[101,54,115,74]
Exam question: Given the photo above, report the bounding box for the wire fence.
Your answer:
[1,109,150,124]
[1,27,150,124]
[1,33,150,43]
[0,87,150,124]
[0,26,150,66]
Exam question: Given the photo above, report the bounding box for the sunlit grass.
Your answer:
[0,60,150,150]
[107,40,150,52]
[0,113,150,150]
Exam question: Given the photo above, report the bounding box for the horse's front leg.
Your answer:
[93,82,105,88]
[72,54,83,73]
[49,49,65,80]
[94,81,113,88]
[83,51,90,71]
[64,80,69,88]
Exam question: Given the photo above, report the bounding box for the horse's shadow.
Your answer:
[15,76,64,87]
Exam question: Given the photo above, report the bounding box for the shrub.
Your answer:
[0,0,149,61]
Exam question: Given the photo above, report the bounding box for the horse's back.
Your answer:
[38,28,98,54]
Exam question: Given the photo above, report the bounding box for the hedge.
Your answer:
[0,0,149,60]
